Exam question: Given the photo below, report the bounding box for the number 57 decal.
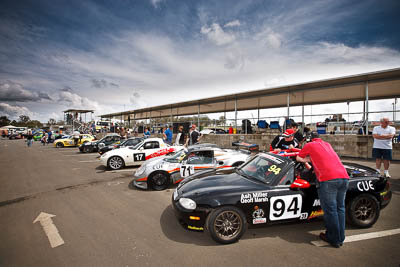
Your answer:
[269,195,302,221]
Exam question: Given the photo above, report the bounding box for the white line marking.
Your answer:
[310,228,400,247]
[33,212,65,248]
[107,181,125,186]
[106,169,137,173]
[63,154,96,156]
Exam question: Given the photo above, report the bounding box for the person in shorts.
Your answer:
[372,117,396,177]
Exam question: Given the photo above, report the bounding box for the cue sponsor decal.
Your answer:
[357,180,375,191]
[240,192,269,204]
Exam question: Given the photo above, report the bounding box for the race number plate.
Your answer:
[269,195,302,221]
[180,165,195,177]
[133,153,146,162]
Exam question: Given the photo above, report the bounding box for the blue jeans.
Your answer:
[27,139,33,147]
[317,178,349,245]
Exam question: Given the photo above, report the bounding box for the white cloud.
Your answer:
[0,103,33,119]
[149,0,164,8]
[201,23,236,46]
[224,20,241,28]
[57,87,101,111]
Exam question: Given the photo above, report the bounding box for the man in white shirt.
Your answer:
[372,117,396,177]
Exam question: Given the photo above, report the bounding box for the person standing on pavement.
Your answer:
[143,128,151,138]
[186,124,201,146]
[296,132,349,248]
[164,125,173,145]
[372,117,396,177]
[26,130,33,147]
[175,126,186,145]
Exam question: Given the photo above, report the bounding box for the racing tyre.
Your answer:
[108,156,124,170]
[56,142,64,148]
[84,146,93,153]
[347,193,380,228]
[149,172,170,191]
[207,206,247,244]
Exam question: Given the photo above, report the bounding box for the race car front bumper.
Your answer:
[171,194,207,231]
[133,179,148,190]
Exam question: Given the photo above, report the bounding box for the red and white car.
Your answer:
[100,138,183,170]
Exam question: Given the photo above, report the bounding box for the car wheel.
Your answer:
[347,193,380,228]
[108,156,124,170]
[207,206,247,244]
[84,146,93,153]
[149,172,170,191]
[56,142,64,148]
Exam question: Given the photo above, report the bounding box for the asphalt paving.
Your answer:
[0,138,399,267]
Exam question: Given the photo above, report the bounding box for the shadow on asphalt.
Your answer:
[159,205,338,247]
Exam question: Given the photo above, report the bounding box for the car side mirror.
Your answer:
[290,179,310,189]
[98,143,105,148]
[217,161,224,166]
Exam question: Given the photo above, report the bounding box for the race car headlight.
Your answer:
[135,166,146,176]
[179,198,196,210]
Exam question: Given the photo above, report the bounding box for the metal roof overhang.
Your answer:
[100,68,400,120]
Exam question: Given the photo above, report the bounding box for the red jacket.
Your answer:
[298,138,349,182]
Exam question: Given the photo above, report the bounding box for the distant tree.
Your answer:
[26,120,43,129]
[48,118,57,125]
[56,120,66,125]
[19,115,30,123]
[0,116,11,127]
[11,120,17,125]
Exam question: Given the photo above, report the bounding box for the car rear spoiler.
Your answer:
[232,141,259,152]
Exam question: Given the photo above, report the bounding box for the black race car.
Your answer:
[98,137,143,155]
[79,133,122,153]
[172,151,392,244]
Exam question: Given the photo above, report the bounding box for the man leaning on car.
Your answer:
[296,132,349,248]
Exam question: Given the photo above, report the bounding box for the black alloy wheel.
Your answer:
[84,146,93,153]
[149,172,170,191]
[347,193,380,228]
[56,142,64,148]
[207,206,247,244]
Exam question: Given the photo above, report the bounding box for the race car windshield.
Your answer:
[164,150,186,163]
[238,155,285,184]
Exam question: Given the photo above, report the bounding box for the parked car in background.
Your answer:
[79,133,122,153]
[99,137,143,155]
[53,134,95,148]
[100,138,183,170]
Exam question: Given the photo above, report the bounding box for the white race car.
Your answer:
[100,138,183,170]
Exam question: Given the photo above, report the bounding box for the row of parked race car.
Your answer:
[57,133,393,245]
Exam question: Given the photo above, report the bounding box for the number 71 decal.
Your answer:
[180,165,195,177]
[269,195,302,221]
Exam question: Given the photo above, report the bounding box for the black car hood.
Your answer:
[343,162,380,178]
[178,169,265,199]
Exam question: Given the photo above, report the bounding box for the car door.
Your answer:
[180,150,215,178]
[130,141,160,165]
[268,165,310,223]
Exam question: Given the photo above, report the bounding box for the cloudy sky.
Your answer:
[0,0,399,123]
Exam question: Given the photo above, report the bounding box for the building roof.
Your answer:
[100,68,400,120]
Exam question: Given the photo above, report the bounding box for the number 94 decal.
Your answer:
[269,195,302,221]
[268,165,281,175]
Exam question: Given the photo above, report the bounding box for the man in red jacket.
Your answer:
[296,132,349,248]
